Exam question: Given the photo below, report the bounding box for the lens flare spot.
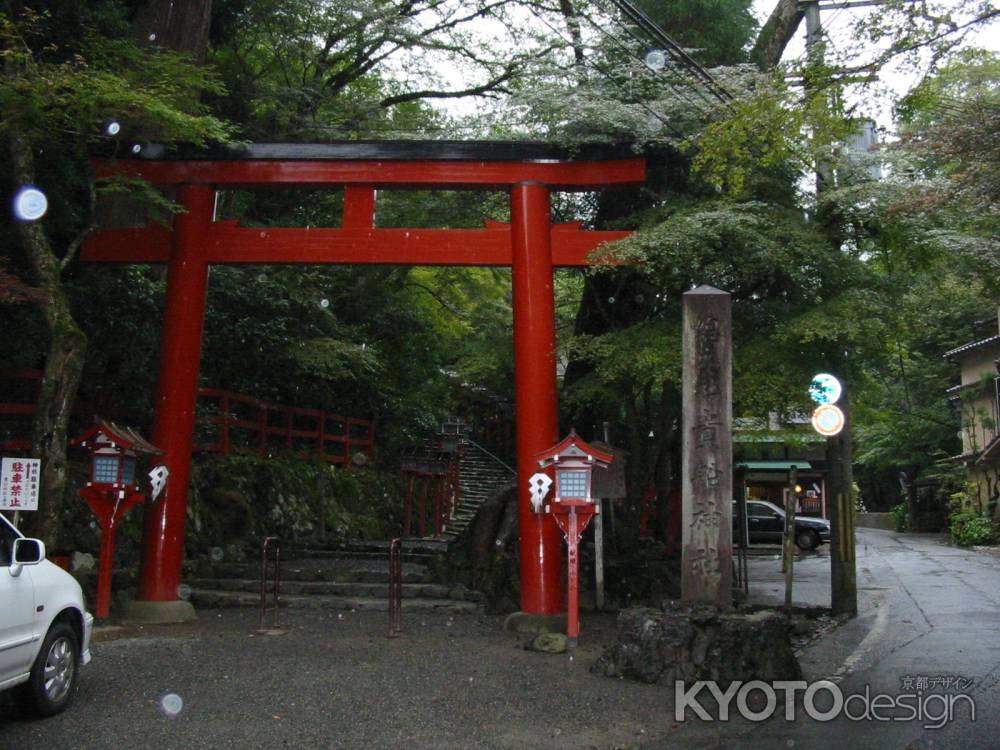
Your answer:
[13,186,48,221]
[645,50,667,70]
[160,693,183,716]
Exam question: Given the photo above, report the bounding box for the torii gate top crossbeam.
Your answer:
[92,141,645,190]
[84,141,646,267]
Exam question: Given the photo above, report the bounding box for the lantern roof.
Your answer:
[70,419,162,455]
[535,430,614,469]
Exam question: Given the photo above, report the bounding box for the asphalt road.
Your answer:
[2,529,998,749]
[0,608,678,750]
[662,529,1000,749]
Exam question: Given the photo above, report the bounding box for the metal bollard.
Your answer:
[260,536,281,631]
[388,538,403,637]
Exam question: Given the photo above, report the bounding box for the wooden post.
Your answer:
[681,286,733,607]
[828,388,857,615]
[594,421,610,611]
[783,467,797,611]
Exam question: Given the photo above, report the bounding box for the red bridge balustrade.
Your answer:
[194,388,374,465]
[0,369,374,465]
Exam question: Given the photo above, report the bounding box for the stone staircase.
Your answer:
[439,435,516,541]
[185,420,514,614]
[186,546,480,614]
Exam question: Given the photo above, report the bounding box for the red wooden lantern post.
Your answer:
[533,431,613,647]
[71,421,162,618]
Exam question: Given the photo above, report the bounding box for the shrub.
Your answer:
[949,512,998,547]
[890,503,909,532]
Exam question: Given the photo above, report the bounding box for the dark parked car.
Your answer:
[734,499,831,551]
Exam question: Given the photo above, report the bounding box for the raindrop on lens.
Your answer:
[105,120,121,136]
[161,693,183,716]
[131,144,142,155]
[209,547,224,562]
[319,298,330,309]
[13,186,48,221]
[177,584,192,600]
[148,33,157,41]
[257,274,267,283]
[607,296,615,304]
[645,50,666,70]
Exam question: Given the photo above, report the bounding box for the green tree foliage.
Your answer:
[635,0,758,67]
[819,54,1000,508]
[0,2,228,546]
[207,0,545,140]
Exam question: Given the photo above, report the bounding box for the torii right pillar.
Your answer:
[511,182,563,615]
[681,285,733,607]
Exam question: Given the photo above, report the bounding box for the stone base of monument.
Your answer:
[593,602,801,685]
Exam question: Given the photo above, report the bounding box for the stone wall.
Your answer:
[595,602,801,685]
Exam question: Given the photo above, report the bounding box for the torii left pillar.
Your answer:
[128,184,213,623]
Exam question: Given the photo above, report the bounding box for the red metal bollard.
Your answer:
[260,536,281,631]
[388,538,403,637]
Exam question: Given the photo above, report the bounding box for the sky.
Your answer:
[427,0,998,136]
[752,0,1000,131]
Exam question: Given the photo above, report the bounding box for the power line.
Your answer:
[604,0,734,105]
[524,5,687,139]
[584,2,725,114]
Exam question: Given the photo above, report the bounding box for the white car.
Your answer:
[1,512,93,716]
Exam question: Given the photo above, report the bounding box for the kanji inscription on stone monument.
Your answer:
[681,285,733,606]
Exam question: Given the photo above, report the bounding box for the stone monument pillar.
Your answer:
[681,285,733,607]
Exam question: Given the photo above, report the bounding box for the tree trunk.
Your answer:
[8,131,88,549]
[132,0,213,64]
[751,0,805,69]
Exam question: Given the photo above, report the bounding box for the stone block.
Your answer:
[595,602,800,685]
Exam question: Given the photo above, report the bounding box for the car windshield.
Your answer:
[745,501,785,518]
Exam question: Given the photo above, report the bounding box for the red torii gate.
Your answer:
[84,141,645,620]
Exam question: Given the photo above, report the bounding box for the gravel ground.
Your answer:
[0,608,685,750]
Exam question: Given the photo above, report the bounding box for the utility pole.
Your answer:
[804,0,834,194]
[804,5,858,617]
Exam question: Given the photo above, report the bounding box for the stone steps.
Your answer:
[189,589,479,613]
[187,578,482,602]
[201,559,432,585]
[187,535,485,614]
[439,438,515,540]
